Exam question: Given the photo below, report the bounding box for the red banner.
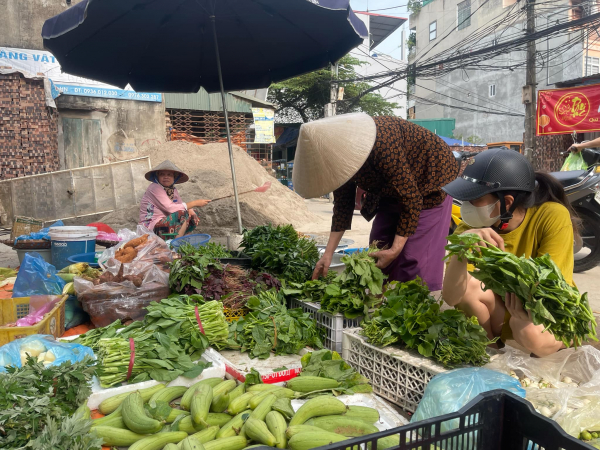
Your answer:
[536,83,600,136]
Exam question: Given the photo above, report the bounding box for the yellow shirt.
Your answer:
[455,201,575,341]
[455,201,574,286]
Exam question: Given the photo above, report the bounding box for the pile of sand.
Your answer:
[101,141,322,236]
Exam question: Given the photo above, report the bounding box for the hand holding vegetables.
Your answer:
[445,233,597,347]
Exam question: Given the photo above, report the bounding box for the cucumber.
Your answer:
[345,405,380,424]
[288,431,347,450]
[266,410,287,449]
[288,397,347,426]
[99,384,166,415]
[249,388,294,409]
[189,425,219,444]
[122,391,163,434]
[216,409,251,439]
[306,416,379,436]
[203,436,247,450]
[128,431,188,450]
[227,392,255,415]
[285,425,325,439]
[245,417,278,447]
[166,408,190,423]
[180,436,206,450]
[287,376,340,393]
[91,414,126,429]
[150,386,188,405]
[247,384,279,393]
[181,378,223,410]
[191,384,213,426]
[211,392,230,413]
[92,426,148,447]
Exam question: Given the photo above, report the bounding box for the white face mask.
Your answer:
[461,200,500,228]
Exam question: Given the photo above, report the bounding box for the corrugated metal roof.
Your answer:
[164,88,253,112]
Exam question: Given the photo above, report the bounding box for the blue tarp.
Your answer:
[275,128,299,147]
[439,136,485,147]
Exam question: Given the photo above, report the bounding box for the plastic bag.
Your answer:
[13,219,64,244]
[0,334,94,371]
[97,231,120,241]
[64,295,89,330]
[15,296,62,326]
[98,225,172,269]
[12,253,66,298]
[561,152,588,171]
[411,368,525,432]
[75,263,170,327]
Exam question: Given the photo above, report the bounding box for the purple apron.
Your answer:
[369,195,452,290]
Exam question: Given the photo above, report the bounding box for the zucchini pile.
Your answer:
[91,376,397,450]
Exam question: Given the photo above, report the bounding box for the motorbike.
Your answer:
[450,147,600,273]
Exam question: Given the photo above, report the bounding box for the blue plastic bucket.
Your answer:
[49,226,98,270]
[67,252,101,268]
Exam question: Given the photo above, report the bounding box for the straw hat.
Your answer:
[145,160,189,184]
[292,113,377,198]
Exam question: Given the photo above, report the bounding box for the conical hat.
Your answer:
[292,113,376,198]
[145,160,189,184]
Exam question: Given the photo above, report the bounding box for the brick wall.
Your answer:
[0,72,59,179]
[533,134,571,173]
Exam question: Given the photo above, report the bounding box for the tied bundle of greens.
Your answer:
[361,279,494,367]
[283,248,385,319]
[445,233,597,347]
[227,289,323,359]
[298,349,372,394]
[169,243,223,294]
[0,356,96,449]
[240,224,319,283]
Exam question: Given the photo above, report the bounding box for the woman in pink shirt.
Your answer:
[139,160,210,240]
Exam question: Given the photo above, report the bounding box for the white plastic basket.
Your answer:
[342,328,447,413]
[288,298,362,353]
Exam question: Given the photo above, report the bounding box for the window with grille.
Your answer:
[489,84,496,97]
[429,21,437,41]
[458,0,471,30]
[586,57,600,76]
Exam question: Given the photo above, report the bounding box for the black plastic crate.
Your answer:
[219,251,252,268]
[251,390,593,450]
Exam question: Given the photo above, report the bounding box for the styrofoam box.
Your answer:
[217,349,309,385]
[342,328,447,413]
[288,298,362,353]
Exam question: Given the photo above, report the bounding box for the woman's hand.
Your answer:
[370,248,400,269]
[505,292,531,322]
[462,227,505,251]
[195,199,211,207]
[312,253,333,280]
[568,143,583,153]
[189,209,199,226]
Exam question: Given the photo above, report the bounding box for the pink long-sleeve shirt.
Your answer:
[139,183,187,230]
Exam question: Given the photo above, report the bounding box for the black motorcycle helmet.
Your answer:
[443,147,535,230]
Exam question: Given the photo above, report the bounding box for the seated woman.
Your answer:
[139,160,210,240]
[442,148,580,357]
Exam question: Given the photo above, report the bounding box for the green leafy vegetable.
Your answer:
[445,233,597,347]
[0,356,96,449]
[169,243,223,294]
[227,289,323,359]
[25,409,103,450]
[361,279,494,367]
[299,349,372,394]
[240,224,319,283]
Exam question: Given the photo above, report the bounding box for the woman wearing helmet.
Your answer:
[442,148,580,357]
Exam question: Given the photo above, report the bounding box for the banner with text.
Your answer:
[252,108,275,143]
[0,47,161,102]
[536,84,600,135]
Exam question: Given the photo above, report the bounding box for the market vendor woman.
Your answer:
[140,160,210,240]
[442,148,579,357]
[293,113,459,290]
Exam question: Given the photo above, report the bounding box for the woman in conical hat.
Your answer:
[293,113,458,289]
[139,160,211,240]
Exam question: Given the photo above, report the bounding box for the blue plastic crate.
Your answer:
[170,233,211,251]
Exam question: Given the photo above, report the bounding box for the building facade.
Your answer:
[409,0,585,144]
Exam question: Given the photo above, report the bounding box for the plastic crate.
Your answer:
[223,306,249,322]
[288,298,362,353]
[342,327,447,413]
[219,251,251,268]
[251,390,593,450]
[170,233,211,251]
[0,295,67,345]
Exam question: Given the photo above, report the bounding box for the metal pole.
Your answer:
[523,0,536,163]
[210,15,243,234]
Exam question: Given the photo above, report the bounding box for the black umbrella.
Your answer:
[42,0,367,233]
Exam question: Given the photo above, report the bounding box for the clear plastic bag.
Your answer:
[0,334,94,371]
[74,263,170,327]
[12,252,66,298]
[411,368,525,432]
[98,225,172,268]
[561,152,588,171]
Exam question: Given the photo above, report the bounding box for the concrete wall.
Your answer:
[410,0,584,143]
[1,0,85,51]
[55,95,165,169]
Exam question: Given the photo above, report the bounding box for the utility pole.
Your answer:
[325,63,339,117]
[523,0,536,163]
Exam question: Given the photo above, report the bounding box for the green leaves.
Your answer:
[169,243,225,294]
[361,279,494,367]
[445,233,597,347]
[0,356,96,449]
[240,225,319,284]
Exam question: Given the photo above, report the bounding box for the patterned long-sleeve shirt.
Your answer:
[332,116,459,237]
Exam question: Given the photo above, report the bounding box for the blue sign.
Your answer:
[54,84,161,102]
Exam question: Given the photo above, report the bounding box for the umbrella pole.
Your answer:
[210,15,244,235]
